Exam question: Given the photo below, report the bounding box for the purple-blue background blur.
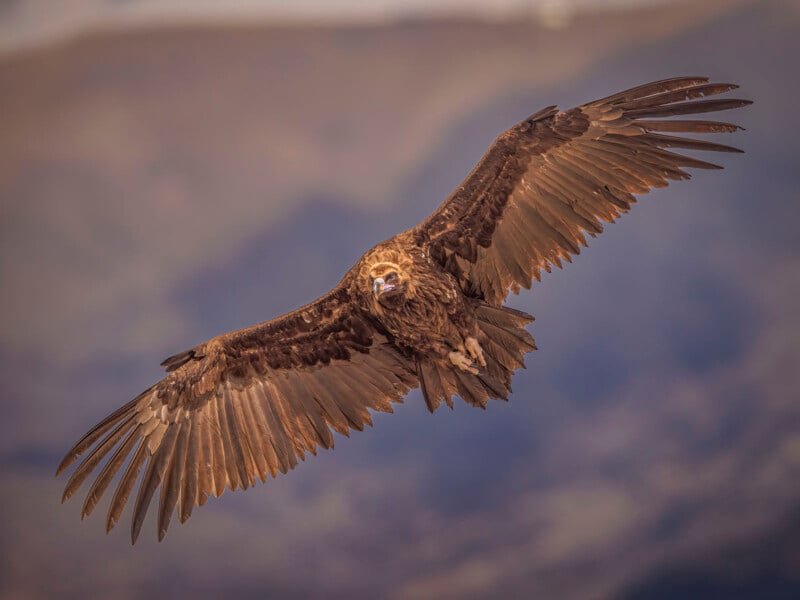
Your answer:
[1,0,799,598]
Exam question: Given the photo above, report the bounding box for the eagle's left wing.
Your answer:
[412,77,751,304]
[57,284,417,543]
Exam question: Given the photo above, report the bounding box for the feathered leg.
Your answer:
[418,303,536,411]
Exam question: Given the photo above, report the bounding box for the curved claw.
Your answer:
[449,350,478,375]
[465,336,486,367]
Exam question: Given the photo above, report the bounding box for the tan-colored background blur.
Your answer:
[1,1,798,598]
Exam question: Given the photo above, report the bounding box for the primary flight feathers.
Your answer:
[57,76,751,543]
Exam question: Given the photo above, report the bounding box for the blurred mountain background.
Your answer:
[1,0,799,598]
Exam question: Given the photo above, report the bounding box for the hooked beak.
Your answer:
[372,277,395,297]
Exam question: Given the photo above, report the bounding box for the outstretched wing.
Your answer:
[57,284,417,543]
[413,77,752,304]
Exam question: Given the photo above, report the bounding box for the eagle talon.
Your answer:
[449,350,479,374]
[464,336,486,367]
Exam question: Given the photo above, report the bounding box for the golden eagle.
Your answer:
[57,77,751,543]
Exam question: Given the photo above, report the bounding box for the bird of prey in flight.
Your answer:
[57,77,751,543]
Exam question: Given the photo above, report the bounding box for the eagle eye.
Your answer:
[384,272,399,284]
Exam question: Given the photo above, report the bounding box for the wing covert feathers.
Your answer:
[414,76,751,304]
[58,291,417,543]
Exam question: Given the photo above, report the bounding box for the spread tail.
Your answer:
[417,304,536,412]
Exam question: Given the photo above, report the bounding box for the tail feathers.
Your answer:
[418,361,452,412]
[417,304,536,412]
[475,303,534,329]
[417,360,507,412]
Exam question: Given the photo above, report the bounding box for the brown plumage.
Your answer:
[57,76,751,542]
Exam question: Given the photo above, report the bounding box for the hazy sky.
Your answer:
[1,0,681,53]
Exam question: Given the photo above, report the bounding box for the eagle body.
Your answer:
[57,77,752,543]
[356,236,477,358]
[353,235,528,411]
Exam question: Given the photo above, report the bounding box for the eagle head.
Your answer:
[368,261,409,306]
